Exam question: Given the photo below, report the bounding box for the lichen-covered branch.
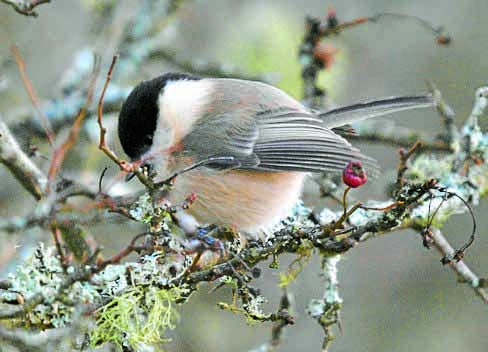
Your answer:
[306,255,342,352]
[8,85,130,138]
[1,147,485,347]
[427,80,459,148]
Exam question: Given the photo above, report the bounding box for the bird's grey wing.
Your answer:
[252,109,377,173]
[180,108,260,169]
[182,107,376,174]
[180,78,377,174]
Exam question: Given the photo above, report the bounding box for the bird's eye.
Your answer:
[143,135,153,145]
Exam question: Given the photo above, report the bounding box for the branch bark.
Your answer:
[0,117,46,199]
[430,228,488,304]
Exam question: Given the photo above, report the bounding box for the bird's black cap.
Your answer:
[118,73,200,160]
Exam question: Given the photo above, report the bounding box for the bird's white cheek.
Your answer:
[144,127,174,174]
[153,126,175,152]
[158,79,213,141]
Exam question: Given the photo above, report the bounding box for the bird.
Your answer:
[118,73,432,238]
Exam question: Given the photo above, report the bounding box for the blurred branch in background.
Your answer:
[348,121,452,152]
[6,0,270,144]
[10,45,54,145]
[299,7,451,109]
[348,82,458,151]
[148,47,275,82]
[0,2,487,352]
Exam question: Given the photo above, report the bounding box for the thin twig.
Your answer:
[96,56,155,190]
[153,156,239,189]
[97,55,124,168]
[428,228,488,304]
[395,141,423,189]
[331,187,361,230]
[270,289,293,349]
[51,226,67,270]
[360,201,404,212]
[427,80,458,147]
[47,56,101,184]
[369,12,450,42]
[436,189,477,262]
[97,232,147,267]
[98,167,108,194]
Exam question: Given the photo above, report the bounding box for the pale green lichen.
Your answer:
[129,193,175,234]
[129,193,154,223]
[279,241,313,288]
[91,286,180,350]
[407,147,488,228]
[243,295,266,323]
[218,296,268,325]
[0,242,186,347]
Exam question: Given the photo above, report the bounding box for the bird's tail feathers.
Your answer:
[320,95,434,128]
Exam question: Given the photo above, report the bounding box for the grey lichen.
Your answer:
[306,255,342,349]
[0,242,186,348]
[2,244,99,328]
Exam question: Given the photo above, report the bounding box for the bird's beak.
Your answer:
[125,161,154,182]
[125,171,137,182]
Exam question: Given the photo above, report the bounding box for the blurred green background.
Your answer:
[1,1,487,351]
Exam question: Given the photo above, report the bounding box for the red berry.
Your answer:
[342,161,367,188]
[436,35,451,46]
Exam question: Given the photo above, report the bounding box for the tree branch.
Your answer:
[429,228,488,304]
[0,117,46,199]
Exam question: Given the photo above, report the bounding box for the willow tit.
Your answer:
[118,73,432,237]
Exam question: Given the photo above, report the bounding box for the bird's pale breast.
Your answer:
[167,168,306,236]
